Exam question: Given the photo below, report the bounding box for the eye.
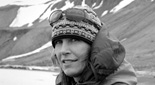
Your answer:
[55,39,62,45]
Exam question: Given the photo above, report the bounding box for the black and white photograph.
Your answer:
[0,0,155,85]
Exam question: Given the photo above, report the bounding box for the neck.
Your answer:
[73,76,81,83]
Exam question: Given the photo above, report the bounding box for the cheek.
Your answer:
[72,44,90,60]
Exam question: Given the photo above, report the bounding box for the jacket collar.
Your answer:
[75,64,96,84]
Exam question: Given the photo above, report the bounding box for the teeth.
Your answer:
[63,60,76,63]
[64,61,72,63]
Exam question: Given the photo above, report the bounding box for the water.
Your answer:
[0,68,57,85]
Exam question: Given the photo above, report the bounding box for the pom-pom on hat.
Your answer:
[49,6,103,47]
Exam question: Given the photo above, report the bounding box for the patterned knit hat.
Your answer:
[49,6,102,47]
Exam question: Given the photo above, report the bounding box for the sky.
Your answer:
[0,0,136,60]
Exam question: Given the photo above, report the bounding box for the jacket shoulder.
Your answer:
[103,59,137,85]
[55,73,62,85]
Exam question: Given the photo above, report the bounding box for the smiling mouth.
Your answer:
[62,59,77,64]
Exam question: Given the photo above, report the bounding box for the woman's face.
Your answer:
[54,38,90,77]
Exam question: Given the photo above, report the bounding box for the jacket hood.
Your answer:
[90,26,125,80]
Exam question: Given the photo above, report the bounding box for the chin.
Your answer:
[64,70,81,77]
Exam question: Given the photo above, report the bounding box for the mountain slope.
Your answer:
[103,0,155,68]
[0,0,155,70]
[0,0,123,63]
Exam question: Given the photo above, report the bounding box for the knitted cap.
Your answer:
[49,6,102,47]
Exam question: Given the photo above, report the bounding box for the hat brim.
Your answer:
[52,34,92,48]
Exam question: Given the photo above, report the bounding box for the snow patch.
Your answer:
[13,36,17,41]
[2,42,52,61]
[93,0,104,10]
[10,4,50,27]
[101,10,108,17]
[60,0,74,10]
[0,0,51,6]
[110,0,134,13]
[82,0,87,6]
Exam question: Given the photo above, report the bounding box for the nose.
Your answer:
[60,40,70,56]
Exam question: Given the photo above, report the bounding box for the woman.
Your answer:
[49,5,137,85]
